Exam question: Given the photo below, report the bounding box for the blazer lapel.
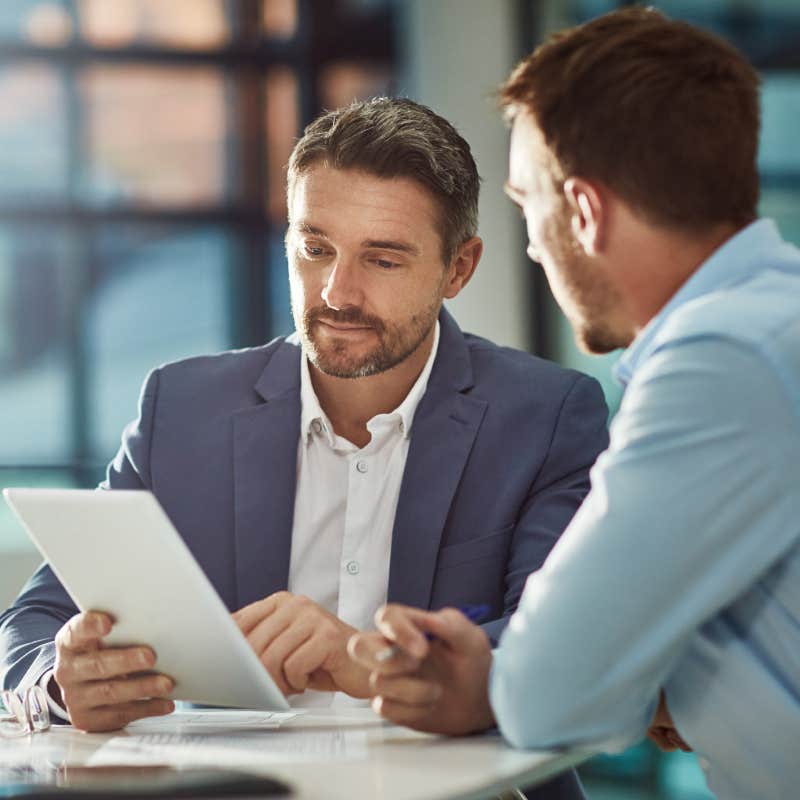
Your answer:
[388,310,488,609]
[232,340,302,610]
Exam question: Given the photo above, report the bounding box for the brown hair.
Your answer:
[499,6,761,230]
[287,97,480,263]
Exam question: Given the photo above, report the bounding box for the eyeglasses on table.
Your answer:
[0,685,51,737]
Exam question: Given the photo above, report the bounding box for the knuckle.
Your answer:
[60,687,77,709]
[136,647,155,669]
[262,654,283,681]
[88,653,107,679]
[283,665,303,691]
[268,659,286,683]
[57,617,78,649]
[53,661,70,686]
[98,680,118,704]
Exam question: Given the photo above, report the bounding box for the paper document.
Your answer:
[125,710,299,733]
[87,708,371,769]
[88,728,370,768]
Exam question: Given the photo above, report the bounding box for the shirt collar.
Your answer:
[384,320,440,439]
[614,219,782,387]
[299,353,335,446]
[300,320,440,445]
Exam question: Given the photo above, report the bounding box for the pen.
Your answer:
[374,604,490,663]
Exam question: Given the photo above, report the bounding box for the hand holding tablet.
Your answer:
[3,489,289,732]
[52,609,176,732]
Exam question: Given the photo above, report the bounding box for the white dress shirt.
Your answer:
[288,323,440,707]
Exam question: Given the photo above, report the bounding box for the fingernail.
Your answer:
[371,696,383,714]
[138,650,152,667]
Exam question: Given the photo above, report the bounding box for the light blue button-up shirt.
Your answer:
[490,219,800,799]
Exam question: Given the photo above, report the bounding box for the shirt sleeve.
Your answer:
[38,668,70,723]
[490,337,800,750]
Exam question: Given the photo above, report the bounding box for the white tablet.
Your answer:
[3,488,289,712]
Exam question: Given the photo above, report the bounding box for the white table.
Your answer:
[0,708,595,799]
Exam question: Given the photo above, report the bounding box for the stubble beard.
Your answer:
[545,210,627,355]
[300,298,441,379]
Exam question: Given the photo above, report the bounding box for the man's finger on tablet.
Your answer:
[55,612,112,652]
[66,646,156,682]
[77,674,174,711]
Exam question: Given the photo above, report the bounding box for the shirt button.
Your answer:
[312,420,322,434]
[346,560,360,575]
[356,460,368,474]
[398,421,405,434]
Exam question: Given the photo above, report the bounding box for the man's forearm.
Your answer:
[1,566,78,694]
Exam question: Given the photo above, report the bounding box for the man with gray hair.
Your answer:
[2,99,607,796]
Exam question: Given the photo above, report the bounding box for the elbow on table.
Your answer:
[490,665,646,752]
[495,699,644,753]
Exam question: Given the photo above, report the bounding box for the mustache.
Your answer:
[306,306,385,333]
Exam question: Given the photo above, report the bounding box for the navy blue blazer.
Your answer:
[1,309,608,694]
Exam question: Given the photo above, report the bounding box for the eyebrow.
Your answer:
[295,222,330,239]
[293,222,420,257]
[362,239,420,257]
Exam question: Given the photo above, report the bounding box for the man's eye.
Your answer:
[303,244,326,257]
[373,258,398,270]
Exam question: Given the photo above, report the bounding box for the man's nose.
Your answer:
[321,257,363,311]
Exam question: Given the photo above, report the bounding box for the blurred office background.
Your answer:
[0,1,797,797]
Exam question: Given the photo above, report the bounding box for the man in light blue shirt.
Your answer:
[348,7,800,798]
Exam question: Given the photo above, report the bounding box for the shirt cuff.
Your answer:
[38,669,71,723]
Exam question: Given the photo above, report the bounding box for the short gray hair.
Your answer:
[287,97,480,264]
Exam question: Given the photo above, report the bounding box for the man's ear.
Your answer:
[443,236,483,299]
[563,177,605,256]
